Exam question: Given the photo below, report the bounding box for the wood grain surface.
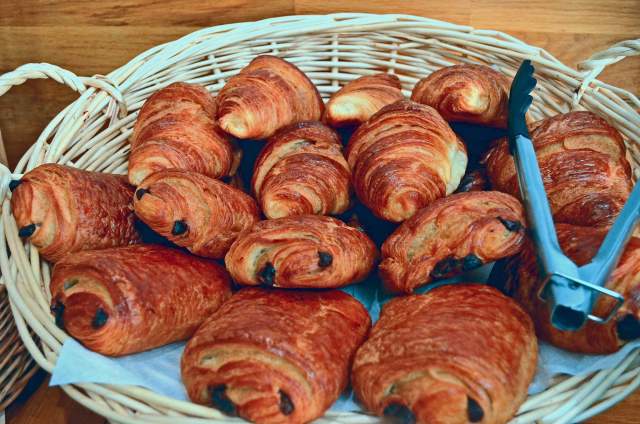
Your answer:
[1,1,639,423]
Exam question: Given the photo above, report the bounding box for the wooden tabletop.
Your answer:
[1,1,639,423]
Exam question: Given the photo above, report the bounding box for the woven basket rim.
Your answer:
[0,12,639,423]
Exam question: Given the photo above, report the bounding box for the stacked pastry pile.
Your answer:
[9,56,639,424]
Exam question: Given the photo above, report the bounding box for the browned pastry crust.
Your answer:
[455,167,489,193]
[323,73,404,127]
[503,224,640,354]
[411,64,511,128]
[128,82,239,185]
[50,244,232,356]
[346,100,468,222]
[380,191,526,294]
[181,288,371,424]
[484,111,632,226]
[252,121,351,219]
[225,215,377,288]
[352,284,537,424]
[10,164,139,263]
[216,55,324,139]
[133,170,260,258]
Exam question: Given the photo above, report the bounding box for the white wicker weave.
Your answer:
[0,13,638,424]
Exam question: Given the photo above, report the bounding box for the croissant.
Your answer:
[380,191,526,293]
[10,164,139,263]
[484,111,632,226]
[411,64,511,128]
[352,284,537,424]
[216,55,324,139]
[346,100,467,222]
[225,215,377,288]
[50,244,231,356]
[128,82,239,185]
[181,287,370,424]
[252,121,351,219]
[133,170,259,258]
[323,73,404,127]
[499,224,640,354]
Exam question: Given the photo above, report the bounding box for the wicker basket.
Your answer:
[0,13,638,424]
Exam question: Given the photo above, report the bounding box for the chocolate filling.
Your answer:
[172,220,188,236]
[210,385,237,416]
[259,262,276,286]
[51,301,65,329]
[318,251,333,268]
[279,390,294,415]
[383,403,416,424]
[431,256,459,279]
[617,314,640,341]
[9,179,22,192]
[135,188,148,200]
[497,217,522,232]
[92,308,109,329]
[467,397,484,422]
[18,224,36,238]
[462,254,483,271]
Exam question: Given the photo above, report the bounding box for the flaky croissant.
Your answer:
[380,191,526,293]
[411,64,511,128]
[133,170,259,258]
[352,284,537,424]
[252,121,351,219]
[10,164,139,263]
[225,215,377,288]
[498,224,640,354]
[346,100,467,222]
[216,55,324,139]
[323,73,404,127]
[181,288,370,423]
[50,244,231,356]
[128,82,239,185]
[484,111,632,226]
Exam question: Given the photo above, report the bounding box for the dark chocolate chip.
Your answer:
[462,254,483,272]
[318,251,333,268]
[51,301,65,329]
[9,179,22,192]
[92,308,109,329]
[221,176,233,184]
[135,188,148,200]
[259,262,276,286]
[617,314,640,341]
[498,217,523,232]
[278,390,294,415]
[18,224,36,238]
[172,220,188,236]
[431,257,460,279]
[467,397,484,422]
[210,385,237,416]
[383,403,416,424]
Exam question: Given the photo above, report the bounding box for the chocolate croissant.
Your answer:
[380,191,526,293]
[50,244,231,356]
[346,100,467,222]
[252,121,351,219]
[501,224,640,354]
[133,170,259,258]
[10,164,139,263]
[411,64,511,128]
[181,288,370,424]
[323,73,404,128]
[225,215,377,288]
[128,82,239,185]
[352,284,537,424]
[216,55,324,139]
[484,111,632,226]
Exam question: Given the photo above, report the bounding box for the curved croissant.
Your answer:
[411,64,511,128]
[500,224,640,354]
[133,170,260,258]
[50,244,231,356]
[128,82,239,185]
[380,191,526,293]
[346,100,467,222]
[352,284,537,424]
[225,215,377,289]
[252,121,351,219]
[323,73,404,127]
[216,55,324,139]
[10,164,139,263]
[181,288,370,423]
[484,111,632,226]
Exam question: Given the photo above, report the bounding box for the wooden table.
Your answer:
[1,1,639,423]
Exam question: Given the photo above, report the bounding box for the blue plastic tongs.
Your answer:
[508,60,640,331]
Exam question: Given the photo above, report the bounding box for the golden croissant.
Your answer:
[252,121,351,219]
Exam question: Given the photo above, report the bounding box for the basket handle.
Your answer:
[573,39,640,106]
